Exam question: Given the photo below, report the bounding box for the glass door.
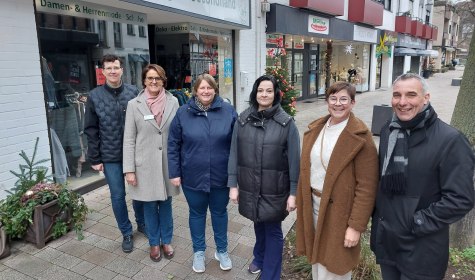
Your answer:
[308,48,319,96]
[292,50,304,98]
[376,55,382,89]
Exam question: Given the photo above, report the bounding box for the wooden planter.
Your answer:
[24,199,72,248]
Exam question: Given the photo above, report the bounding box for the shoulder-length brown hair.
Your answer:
[141,64,167,88]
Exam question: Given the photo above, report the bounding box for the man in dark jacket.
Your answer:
[84,54,143,253]
[371,73,474,280]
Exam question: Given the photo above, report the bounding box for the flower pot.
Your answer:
[24,199,72,248]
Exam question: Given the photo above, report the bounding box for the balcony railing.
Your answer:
[348,0,384,26]
[422,24,432,39]
[395,13,412,34]
[411,18,423,37]
[289,0,345,16]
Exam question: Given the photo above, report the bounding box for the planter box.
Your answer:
[24,199,72,248]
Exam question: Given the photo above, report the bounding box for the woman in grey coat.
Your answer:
[123,64,180,262]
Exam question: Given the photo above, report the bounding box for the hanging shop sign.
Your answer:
[376,31,397,58]
[142,0,250,27]
[35,0,147,26]
[397,34,426,49]
[308,15,329,35]
[155,23,231,37]
[266,34,284,46]
[353,25,377,43]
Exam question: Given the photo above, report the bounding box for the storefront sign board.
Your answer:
[353,25,377,43]
[35,0,147,26]
[142,0,250,27]
[308,15,329,35]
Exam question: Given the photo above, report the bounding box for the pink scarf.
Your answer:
[145,87,166,126]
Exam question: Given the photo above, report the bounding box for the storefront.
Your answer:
[265,4,377,99]
[393,33,428,81]
[153,23,234,104]
[375,31,398,89]
[32,0,249,192]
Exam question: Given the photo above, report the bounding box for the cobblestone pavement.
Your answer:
[0,67,464,279]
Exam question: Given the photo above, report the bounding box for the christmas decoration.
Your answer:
[344,44,354,54]
[265,40,298,116]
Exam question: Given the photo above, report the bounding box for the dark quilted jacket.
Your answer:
[84,83,138,164]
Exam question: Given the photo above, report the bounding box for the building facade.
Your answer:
[0,0,253,198]
[432,0,461,69]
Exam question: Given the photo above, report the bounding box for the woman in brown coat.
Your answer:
[296,82,378,280]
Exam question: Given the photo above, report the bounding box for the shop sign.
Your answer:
[294,42,304,49]
[353,25,377,43]
[35,0,147,26]
[308,15,329,35]
[397,34,426,49]
[266,34,284,46]
[376,31,397,58]
[142,0,250,27]
[155,23,232,37]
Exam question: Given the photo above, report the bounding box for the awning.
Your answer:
[394,47,418,56]
[417,50,439,57]
[128,54,148,63]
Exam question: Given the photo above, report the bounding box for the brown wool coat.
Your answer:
[296,113,378,275]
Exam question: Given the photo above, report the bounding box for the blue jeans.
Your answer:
[142,197,173,246]
[182,187,229,253]
[253,221,283,280]
[103,163,144,237]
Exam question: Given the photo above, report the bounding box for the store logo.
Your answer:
[311,19,327,32]
[308,16,329,34]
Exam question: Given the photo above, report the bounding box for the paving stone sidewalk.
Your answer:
[0,66,463,280]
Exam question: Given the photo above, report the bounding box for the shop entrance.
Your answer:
[291,47,320,100]
[291,50,304,98]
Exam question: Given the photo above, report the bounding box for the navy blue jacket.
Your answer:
[167,96,237,192]
[84,83,138,164]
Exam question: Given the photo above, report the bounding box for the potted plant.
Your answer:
[0,138,88,249]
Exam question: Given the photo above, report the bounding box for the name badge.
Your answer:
[144,115,155,120]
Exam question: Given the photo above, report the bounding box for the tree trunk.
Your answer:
[449,32,475,249]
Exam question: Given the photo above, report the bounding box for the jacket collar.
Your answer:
[104,82,124,96]
[135,89,174,130]
[188,96,223,113]
[239,104,292,127]
[302,112,370,193]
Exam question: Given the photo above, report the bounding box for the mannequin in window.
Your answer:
[338,67,349,82]
[347,64,357,83]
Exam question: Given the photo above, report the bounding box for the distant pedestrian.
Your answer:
[84,54,144,253]
[371,73,474,280]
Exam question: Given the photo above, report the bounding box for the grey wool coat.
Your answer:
[123,90,180,201]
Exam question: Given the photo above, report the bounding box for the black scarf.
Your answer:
[380,103,435,194]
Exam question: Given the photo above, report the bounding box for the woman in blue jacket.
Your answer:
[168,74,237,273]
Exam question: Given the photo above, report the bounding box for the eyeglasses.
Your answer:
[146,77,162,82]
[328,96,351,105]
[103,66,122,72]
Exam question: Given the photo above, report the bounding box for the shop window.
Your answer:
[98,20,108,47]
[127,24,135,36]
[113,22,123,48]
[139,26,147,38]
[62,15,74,29]
[42,13,60,28]
[376,0,391,11]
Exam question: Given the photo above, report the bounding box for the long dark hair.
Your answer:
[249,75,281,109]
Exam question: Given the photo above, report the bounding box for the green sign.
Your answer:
[35,0,147,25]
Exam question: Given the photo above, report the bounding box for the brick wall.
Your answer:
[0,0,51,199]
